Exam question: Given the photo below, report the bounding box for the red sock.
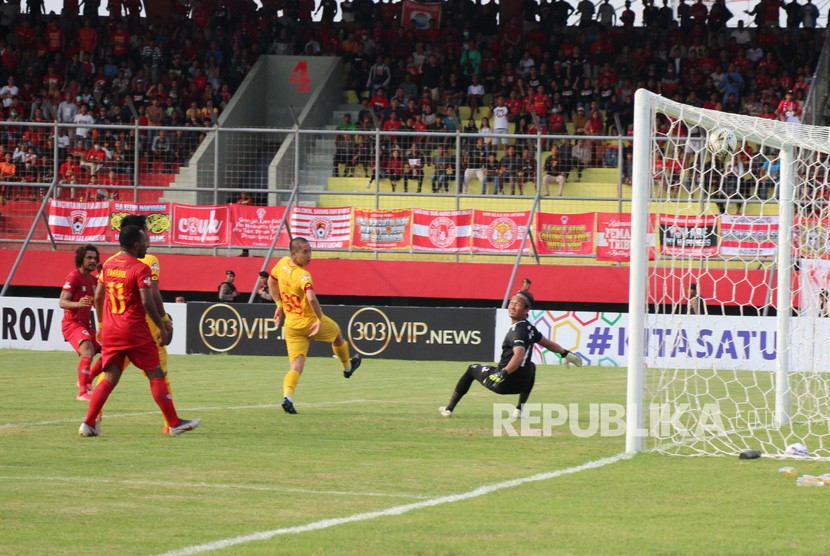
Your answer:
[84,379,113,426]
[77,356,92,392]
[89,357,103,381]
[150,378,180,427]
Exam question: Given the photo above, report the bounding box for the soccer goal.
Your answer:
[626,89,830,459]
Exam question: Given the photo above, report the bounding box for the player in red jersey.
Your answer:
[60,244,103,401]
[79,225,200,437]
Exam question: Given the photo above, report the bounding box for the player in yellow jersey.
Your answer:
[268,237,361,414]
[96,214,176,433]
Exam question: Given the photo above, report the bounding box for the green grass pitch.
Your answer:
[1,349,829,555]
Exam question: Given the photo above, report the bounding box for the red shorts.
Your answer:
[102,337,160,372]
[62,321,100,353]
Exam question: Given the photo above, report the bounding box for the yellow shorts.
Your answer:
[285,314,341,362]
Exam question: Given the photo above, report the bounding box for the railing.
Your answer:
[0,120,635,258]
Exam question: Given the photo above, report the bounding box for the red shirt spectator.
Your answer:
[528,88,550,119]
[505,92,524,118]
[370,90,389,113]
[79,20,98,53]
[14,20,35,50]
[382,113,403,133]
[548,110,566,134]
[0,42,15,74]
[110,25,130,58]
[45,20,64,53]
[690,0,708,23]
[192,2,212,28]
[59,156,80,183]
[776,92,802,122]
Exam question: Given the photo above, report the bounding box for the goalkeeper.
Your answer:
[439,290,581,418]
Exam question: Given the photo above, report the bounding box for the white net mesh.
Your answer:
[633,92,830,459]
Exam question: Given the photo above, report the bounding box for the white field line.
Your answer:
[156,452,632,556]
[0,399,367,430]
[0,475,429,500]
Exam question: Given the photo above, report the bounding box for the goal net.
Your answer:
[626,89,830,459]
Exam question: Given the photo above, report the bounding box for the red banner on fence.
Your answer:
[353,208,412,250]
[170,203,230,246]
[401,0,442,30]
[47,200,110,242]
[794,216,830,260]
[229,204,289,248]
[472,210,530,253]
[289,206,352,249]
[109,202,170,244]
[718,215,778,258]
[535,212,594,255]
[658,214,718,257]
[596,212,656,261]
[411,209,472,252]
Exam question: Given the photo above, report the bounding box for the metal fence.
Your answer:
[0,119,633,260]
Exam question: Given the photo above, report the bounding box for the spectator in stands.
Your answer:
[572,105,589,134]
[542,144,568,196]
[462,138,487,194]
[58,154,80,199]
[353,134,374,178]
[367,55,392,97]
[403,142,425,193]
[482,152,501,195]
[499,144,520,195]
[776,90,802,123]
[572,139,591,181]
[429,145,452,193]
[367,147,403,191]
[80,142,107,176]
[72,105,95,148]
[713,157,744,214]
[0,149,14,199]
[596,0,617,27]
[151,130,174,172]
[800,0,819,29]
[757,149,780,199]
[466,74,485,115]
[334,133,357,178]
[516,147,537,196]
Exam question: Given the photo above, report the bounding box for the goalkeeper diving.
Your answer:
[439,290,581,418]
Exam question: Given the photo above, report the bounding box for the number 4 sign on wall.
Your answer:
[289,60,311,92]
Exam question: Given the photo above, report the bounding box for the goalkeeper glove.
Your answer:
[487,369,508,384]
[563,351,582,367]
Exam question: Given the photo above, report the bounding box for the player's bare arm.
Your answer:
[141,288,169,346]
[150,280,173,342]
[305,288,323,336]
[59,289,92,310]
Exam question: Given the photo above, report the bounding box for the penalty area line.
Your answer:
[156,452,632,556]
[0,399,367,430]
[0,475,429,500]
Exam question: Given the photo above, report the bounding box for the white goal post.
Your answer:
[627,89,830,459]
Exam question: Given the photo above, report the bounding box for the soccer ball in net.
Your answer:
[707,128,738,158]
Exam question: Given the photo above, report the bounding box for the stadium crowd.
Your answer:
[0,0,822,201]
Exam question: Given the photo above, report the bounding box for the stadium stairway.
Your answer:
[298,101,358,195]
